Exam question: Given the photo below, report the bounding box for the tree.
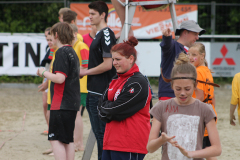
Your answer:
[0,0,239,37]
[0,2,63,33]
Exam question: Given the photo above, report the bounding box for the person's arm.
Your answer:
[80,57,112,77]
[160,28,174,55]
[195,72,204,101]
[98,78,149,122]
[37,51,69,84]
[174,119,221,158]
[81,29,115,77]
[97,89,111,122]
[212,95,216,108]
[38,79,48,92]
[38,68,65,84]
[230,104,237,126]
[147,118,176,153]
[110,0,134,39]
[80,46,89,69]
[230,74,239,126]
[195,88,204,101]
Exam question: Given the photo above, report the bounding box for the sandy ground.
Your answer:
[0,83,239,160]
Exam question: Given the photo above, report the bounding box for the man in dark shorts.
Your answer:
[37,22,80,159]
[80,1,116,160]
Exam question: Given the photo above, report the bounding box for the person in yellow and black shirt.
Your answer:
[189,42,218,160]
[70,24,89,152]
[230,73,240,126]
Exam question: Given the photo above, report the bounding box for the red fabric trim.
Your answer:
[48,49,55,60]
[159,97,172,100]
[51,81,65,110]
[63,45,72,47]
[80,48,89,68]
[54,71,67,78]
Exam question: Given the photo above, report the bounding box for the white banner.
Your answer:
[136,42,210,77]
[0,34,210,77]
[0,35,47,75]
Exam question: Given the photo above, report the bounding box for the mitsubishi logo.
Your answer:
[212,44,235,65]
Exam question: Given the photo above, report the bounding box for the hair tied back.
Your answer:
[124,36,138,47]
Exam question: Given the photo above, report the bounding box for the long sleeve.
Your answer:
[160,35,174,57]
[98,75,150,122]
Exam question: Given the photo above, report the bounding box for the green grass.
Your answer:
[0,75,43,84]
[0,76,233,86]
[148,77,159,86]
[213,77,233,85]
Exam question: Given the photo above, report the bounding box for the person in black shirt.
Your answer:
[37,22,80,160]
[80,1,116,160]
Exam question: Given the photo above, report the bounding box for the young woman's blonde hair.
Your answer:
[190,42,209,67]
[171,52,197,86]
[190,42,214,73]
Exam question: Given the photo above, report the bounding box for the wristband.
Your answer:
[42,70,46,77]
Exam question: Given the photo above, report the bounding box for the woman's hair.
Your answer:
[50,22,74,45]
[171,52,197,86]
[111,36,138,63]
[190,42,209,67]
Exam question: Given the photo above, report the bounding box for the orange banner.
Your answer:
[70,3,197,39]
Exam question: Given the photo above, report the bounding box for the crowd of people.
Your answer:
[35,0,240,160]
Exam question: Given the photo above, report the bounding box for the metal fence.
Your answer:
[0,1,240,41]
[179,2,240,42]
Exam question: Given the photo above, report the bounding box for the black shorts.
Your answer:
[202,136,211,149]
[48,110,77,144]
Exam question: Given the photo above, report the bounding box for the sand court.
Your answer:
[0,84,239,159]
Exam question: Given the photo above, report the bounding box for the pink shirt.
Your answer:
[82,33,93,48]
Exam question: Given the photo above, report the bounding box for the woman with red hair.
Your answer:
[98,36,152,160]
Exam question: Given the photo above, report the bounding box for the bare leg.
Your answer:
[43,109,53,155]
[65,142,75,160]
[74,108,84,151]
[50,141,75,160]
[50,140,67,160]
[42,92,48,126]
[111,0,134,39]
[46,110,50,127]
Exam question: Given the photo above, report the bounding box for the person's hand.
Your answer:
[80,68,88,78]
[173,142,192,158]
[37,68,46,77]
[162,28,172,37]
[230,114,236,126]
[36,69,41,77]
[161,132,176,144]
[38,80,48,92]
